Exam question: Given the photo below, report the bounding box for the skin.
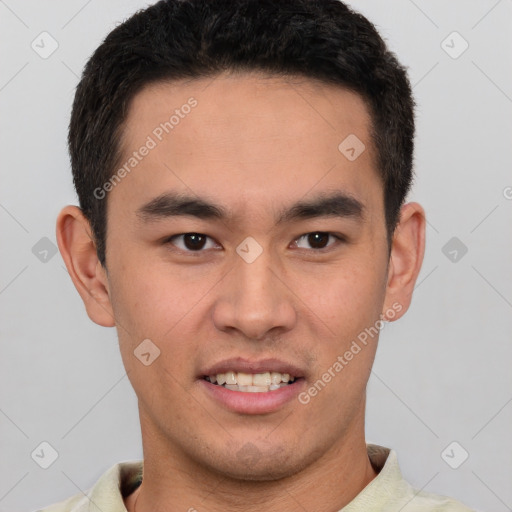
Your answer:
[56,71,425,512]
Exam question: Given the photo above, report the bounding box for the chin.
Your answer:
[200,443,314,482]
[214,461,304,482]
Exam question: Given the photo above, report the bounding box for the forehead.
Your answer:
[123,72,373,151]
[110,72,382,226]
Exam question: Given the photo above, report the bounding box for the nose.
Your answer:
[211,247,297,341]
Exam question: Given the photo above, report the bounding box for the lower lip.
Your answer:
[199,378,305,414]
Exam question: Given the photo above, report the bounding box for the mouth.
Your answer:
[198,358,306,414]
[203,371,299,393]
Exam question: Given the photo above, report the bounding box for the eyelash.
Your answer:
[163,232,346,255]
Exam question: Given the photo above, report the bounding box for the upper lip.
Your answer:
[200,357,305,379]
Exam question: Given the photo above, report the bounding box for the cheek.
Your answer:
[108,262,204,400]
[107,253,220,388]
[297,266,383,414]
[297,258,386,335]
[108,252,210,338]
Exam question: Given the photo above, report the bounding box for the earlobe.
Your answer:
[56,205,116,327]
[382,202,426,322]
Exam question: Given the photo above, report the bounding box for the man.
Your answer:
[44,0,474,510]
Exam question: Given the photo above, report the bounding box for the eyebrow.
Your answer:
[136,191,364,225]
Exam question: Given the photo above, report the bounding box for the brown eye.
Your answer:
[307,232,329,249]
[294,232,343,251]
[166,233,217,252]
[182,233,207,250]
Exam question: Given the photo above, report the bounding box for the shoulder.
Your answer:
[397,485,476,512]
[36,460,143,512]
[37,493,89,512]
[354,445,476,512]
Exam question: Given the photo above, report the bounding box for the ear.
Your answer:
[56,205,116,327]
[382,202,426,321]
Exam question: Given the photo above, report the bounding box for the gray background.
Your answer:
[1,1,511,511]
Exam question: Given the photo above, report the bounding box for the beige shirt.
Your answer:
[39,444,475,511]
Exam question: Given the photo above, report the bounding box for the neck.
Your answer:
[126,413,378,512]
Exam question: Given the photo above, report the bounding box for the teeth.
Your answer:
[206,371,296,390]
[223,383,290,392]
[270,372,282,385]
[238,385,270,392]
[225,371,236,385]
[253,372,271,386]
[237,372,253,386]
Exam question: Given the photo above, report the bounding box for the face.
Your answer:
[84,73,402,480]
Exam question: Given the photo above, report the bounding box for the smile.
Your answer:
[199,358,306,413]
[204,371,296,393]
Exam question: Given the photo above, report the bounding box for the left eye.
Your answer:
[293,232,343,251]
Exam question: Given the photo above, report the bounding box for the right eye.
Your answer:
[164,233,220,253]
